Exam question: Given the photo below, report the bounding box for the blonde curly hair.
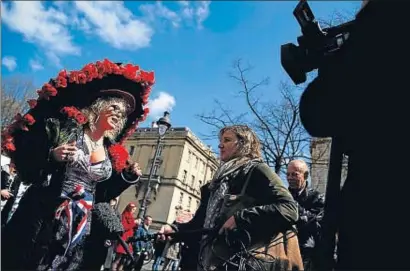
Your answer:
[219,125,262,160]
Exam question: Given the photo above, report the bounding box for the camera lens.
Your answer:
[281,43,308,85]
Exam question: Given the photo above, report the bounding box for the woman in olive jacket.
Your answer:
[161,125,302,271]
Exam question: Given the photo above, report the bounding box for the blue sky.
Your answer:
[1,1,360,151]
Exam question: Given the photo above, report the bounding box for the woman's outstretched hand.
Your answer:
[158,224,174,241]
[125,162,142,177]
[219,216,237,235]
[51,142,78,162]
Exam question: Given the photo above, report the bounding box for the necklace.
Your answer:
[84,133,104,152]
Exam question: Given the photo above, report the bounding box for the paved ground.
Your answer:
[141,262,152,271]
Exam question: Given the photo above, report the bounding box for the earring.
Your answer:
[89,115,99,132]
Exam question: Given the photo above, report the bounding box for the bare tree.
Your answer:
[197,59,324,174]
[317,6,358,28]
[197,8,357,175]
[1,76,36,128]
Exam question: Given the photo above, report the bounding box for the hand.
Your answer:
[158,224,174,241]
[125,162,142,177]
[219,216,237,235]
[51,142,78,162]
[1,189,13,200]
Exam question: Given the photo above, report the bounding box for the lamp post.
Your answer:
[138,111,171,219]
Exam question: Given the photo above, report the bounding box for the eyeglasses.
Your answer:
[286,171,302,177]
[109,105,126,118]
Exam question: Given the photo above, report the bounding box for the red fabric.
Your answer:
[115,207,136,254]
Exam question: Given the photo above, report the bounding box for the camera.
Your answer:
[281,0,355,85]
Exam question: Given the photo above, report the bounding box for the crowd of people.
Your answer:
[1,146,325,271]
[3,1,403,268]
[0,56,325,270]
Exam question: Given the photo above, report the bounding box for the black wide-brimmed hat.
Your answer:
[2,59,154,154]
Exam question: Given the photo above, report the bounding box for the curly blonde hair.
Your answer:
[219,125,262,159]
[82,97,130,140]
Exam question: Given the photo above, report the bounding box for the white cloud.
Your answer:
[178,1,194,19]
[74,1,154,50]
[139,2,181,28]
[2,56,17,71]
[1,1,211,65]
[29,59,44,71]
[148,92,176,119]
[1,1,80,66]
[196,1,211,29]
[142,1,211,29]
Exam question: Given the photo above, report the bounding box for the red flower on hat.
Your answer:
[23,114,36,126]
[55,75,68,88]
[3,142,16,152]
[60,106,88,125]
[27,99,37,109]
[37,83,57,100]
[77,72,87,84]
[122,64,140,81]
[69,71,80,84]
[140,70,155,84]
[111,63,122,75]
[96,61,107,79]
[1,132,16,153]
[81,64,98,81]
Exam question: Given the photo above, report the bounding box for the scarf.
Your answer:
[204,156,260,229]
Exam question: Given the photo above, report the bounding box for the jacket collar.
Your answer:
[289,181,309,199]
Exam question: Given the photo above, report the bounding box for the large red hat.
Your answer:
[1,59,154,173]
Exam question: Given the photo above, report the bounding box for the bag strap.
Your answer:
[239,162,260,196]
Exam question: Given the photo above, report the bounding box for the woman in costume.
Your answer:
[1,59,154,270]
[160,125,303,271]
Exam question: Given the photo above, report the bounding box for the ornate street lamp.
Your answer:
[138,111,171,218]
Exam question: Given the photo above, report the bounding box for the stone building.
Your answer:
[310,138,348,195]
[117,126,219,230]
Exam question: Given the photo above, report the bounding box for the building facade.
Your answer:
[117,127,219,230]
[310,138,348,195]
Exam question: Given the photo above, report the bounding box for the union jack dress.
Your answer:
[40,141,113,270]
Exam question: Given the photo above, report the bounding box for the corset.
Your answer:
[61,134,112,195]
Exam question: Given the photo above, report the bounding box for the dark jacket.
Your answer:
[153,239,167,258]
[1,170,11,191]
[289,184,324,258]
[1,169,20,196]
[176,162,299,270]
[299,2,410,269]
[1,174,23,225]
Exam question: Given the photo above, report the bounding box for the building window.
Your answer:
[188,196,192,209]
[179,192,184,205]
[196,200,200,208]
[187,151,191,162]
[201,161,205,173]
[198,180,202,189]
[158,144,164,156]
[182,170,187,182]
[210,169,214,178]
[129,146,135,156]
[191,175,195,187]
[194,157,198,168]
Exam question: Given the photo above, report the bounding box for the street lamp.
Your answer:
[138,111,171,218]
